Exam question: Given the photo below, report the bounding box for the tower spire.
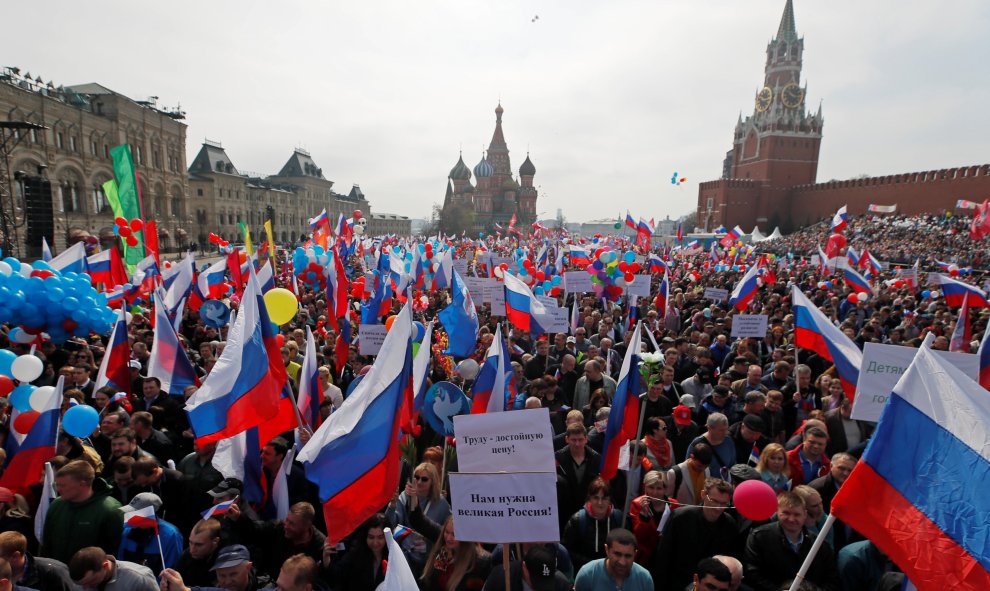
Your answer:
[776,0,798,42]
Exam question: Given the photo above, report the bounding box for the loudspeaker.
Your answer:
[23,176,54,259]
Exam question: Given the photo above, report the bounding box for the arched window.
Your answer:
[58,170,84,213]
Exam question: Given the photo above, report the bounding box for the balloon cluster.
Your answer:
[113,217,144,248]
[671,172,687,186]
[582,247,640,301]
[0,258,115,343]
[292,245,331,291]
[207,233,234,254]
[0,350,100,438]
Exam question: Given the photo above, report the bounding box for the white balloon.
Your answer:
[0,261,11,277]
[857,292,868,302]
[353,225,365,236]
[457,358,480,380]
[19,264,32,278]
[29,385,56,412]
[125,313,133,324]
[11,355,43,382]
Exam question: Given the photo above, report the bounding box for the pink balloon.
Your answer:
[733,479,778,521]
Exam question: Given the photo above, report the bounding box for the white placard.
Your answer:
[851,342,979,422]
[453,258,469,275]
[485,284,505,316]
[449,472,559,543]
[730,314,769,338]
[464,277,489,306]
[357,324,388,355]
[623,275,652,297]
[703,287,729,302]
[537,295,559,309]
[543,307,570,333]
[564,271,594,294]
[453,408,555,473]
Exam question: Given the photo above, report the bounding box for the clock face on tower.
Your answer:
[755,86,773,112]
[781,83,805,109]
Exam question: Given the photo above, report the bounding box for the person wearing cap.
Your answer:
[574,528,652,591]
[117,493,184,573]
[67,546,158,591]
[0,530,75,591]
[727,414,770,466]
[209,545,270,591]
[483,544,571,591]
[680,366,713,403]
[697,386,736,427]
[41,461,123,565]
[722,356,750,382]
[128,359,145,398]
[667,405,699,464]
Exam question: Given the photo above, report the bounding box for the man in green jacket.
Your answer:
[41,460,123,563]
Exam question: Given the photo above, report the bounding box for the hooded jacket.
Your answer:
[40,477,123,563]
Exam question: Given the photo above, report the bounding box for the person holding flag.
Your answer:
[118,492,183,573]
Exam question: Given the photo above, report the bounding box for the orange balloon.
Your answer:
[385,315,398,331]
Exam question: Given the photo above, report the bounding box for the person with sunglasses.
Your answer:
[387,463,450,531]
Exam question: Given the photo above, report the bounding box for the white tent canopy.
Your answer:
[750,226,765,242]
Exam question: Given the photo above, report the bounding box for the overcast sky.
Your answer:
[6,1,989,223]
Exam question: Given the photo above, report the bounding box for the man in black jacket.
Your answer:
[744,491,839,591]
[555,423,601,532]
[173,518,221,587]
[652,478,736,591]
[483,544,571,591]
[0,531,75,591]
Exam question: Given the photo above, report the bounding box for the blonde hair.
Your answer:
[755,443,786,474]
[413,462,442,501]
[643,469,668,489]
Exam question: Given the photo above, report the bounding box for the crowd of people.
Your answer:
[0,211,980,591]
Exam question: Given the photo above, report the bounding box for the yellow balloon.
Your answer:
[264,288,298,325]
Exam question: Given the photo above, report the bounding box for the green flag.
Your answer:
[110,144,145,265]
[102,179,123,220]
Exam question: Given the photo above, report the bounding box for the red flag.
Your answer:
[971,199,990,240]
[144,220,161,269]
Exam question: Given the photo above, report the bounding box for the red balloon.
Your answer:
[118,226,132,238]
[733,479,778,520]
[0,376,13,397]
[352,210,363,220]
[618,262,628,272]
[950,269,960,277]
[825,233,847,259]
[130,218,144,232]
[624,272,635,283]
[62,319,79,333]
[126,236,139,247]
[847,294,858,304]
[31,270,54,280]
[114,217,128,228]
[14,410,39,434]
[535,271,545,282]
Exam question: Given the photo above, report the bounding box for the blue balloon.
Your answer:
[413,321,426,343]
[63,404,101,438]
[921,290,931,299]
[10,384,35,412]
[31,260,53,272]
[623,251,636,264]
[0,349,16,376]
[534,286,544,295]
[3,257,20,272]
[551,276,562,286]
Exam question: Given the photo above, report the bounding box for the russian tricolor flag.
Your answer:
[600,322,642,481]
[325,252,349,332]
[830,205,848,233]
[846,246,861,268]
[502,271,550,336]
[148,290,200,395]
[569,245,591,267]
[0,376,62,495]
[831,341,990,590]
[978,324,990,392]
[412,320,435,417]
[471,324,515,414]
[201,499,236,520]
[949,294,973,353]
[649,254,667,274]
[94,308,131,396]
[625,211,637,230]
[87,248,128,289]
[637,217,653,236]
[654,274,669,318]
[48,242,87,275]
[185,266,286,445]
[842,266,873,295]
[296,326,324,429]
[256,259,275,293]
[122,505,158,531]
[933,274,990,308]
[298,301,415,545]
[309,208,329,230]
[196,259,228,301]
[719,225,744,247]
[791,285,863,401]
[728,264,760,311]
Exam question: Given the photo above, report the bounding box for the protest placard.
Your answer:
[730,314,768,338]
[357,324,388,355]
[543,307,570,333]
[564,271,593,294]
[703,287,729,302]
[453,258,468,276]
[851,343,979,422]
[449,472,559,543]
[484,282,506,316]
[537,295,559,309]
[623,275,651,297]
[453,408,554,473]
[463,277,489,306]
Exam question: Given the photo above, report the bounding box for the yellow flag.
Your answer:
[240,222,254,256]
[264,220,277,273]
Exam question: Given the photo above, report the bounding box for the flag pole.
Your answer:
[155,526,167,572]
[502,543,511,591]
[786,513,835,591]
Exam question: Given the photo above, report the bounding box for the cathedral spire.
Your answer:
[487,103,511,176]
[776,0,798,43]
